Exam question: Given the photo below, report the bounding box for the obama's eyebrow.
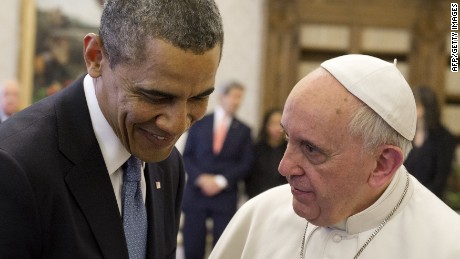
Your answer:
[136,87,215,99]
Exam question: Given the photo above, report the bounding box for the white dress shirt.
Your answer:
[83,75,146,215]
[213,105,231,133]
[212,106,230,188]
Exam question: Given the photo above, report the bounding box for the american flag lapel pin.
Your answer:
[156,181,161,189]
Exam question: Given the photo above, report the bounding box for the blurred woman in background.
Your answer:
[404,86,456,199]
[245,108,287,199]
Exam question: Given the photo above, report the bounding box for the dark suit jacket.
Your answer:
[182,113,252,214]
[0,76,185,259]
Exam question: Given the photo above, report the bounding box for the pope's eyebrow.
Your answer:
[280,123,328,153]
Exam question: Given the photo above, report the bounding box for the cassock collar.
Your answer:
[332,166,414,235]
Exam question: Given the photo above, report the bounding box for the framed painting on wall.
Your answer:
[31,0,103,103]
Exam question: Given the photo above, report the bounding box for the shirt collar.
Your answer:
[214,105,233,126]
[83,75,131,174]
[215,106,227,121]
[0,111,8,122]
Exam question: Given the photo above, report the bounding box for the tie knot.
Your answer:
[123,156,142,182]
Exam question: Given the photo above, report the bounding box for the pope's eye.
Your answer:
[302,142,328,165]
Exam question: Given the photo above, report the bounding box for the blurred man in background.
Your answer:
[182,81,253,259]
[0,79,21,122]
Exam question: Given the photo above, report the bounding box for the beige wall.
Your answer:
[176,0,266,151]
[0,0,21,82]
[214,0,264,127]
[212,0,265,131]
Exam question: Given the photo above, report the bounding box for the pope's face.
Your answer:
[279,68,377,226]
[95,38,221,162]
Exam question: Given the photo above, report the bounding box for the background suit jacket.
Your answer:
[182,113,252,213]
[0,76,185,259]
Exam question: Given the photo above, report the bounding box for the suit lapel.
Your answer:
[65,146,128,259]
[205,114,215,153]
[55,77,129,259]
[145,163,165,258]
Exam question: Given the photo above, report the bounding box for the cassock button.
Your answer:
[332,234,342,243]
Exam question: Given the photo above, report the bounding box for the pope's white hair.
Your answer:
[348,103,412,158]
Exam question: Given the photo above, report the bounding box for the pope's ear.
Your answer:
[83,33,103,77]
[368,145,404,188]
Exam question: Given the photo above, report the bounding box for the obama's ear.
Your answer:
[83,33,104,77]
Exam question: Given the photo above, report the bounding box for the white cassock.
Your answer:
[209,166,460,259]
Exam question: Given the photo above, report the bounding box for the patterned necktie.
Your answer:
[122,156,147,259]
